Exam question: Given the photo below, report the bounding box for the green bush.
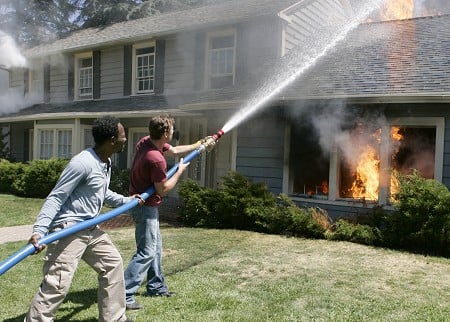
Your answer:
[386,170,450,256]
[12,159,69,198]
[178,171,331,238]
[328,219,382,246]
[0,159,25,194]
[110,166,130,195]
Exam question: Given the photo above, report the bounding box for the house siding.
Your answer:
[164,34,197,95]
[101,47,124,99]
[235,116,285,193]
[238,18,282,81]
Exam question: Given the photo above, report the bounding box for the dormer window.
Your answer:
[206,30,236,89]
[75,53,93,99]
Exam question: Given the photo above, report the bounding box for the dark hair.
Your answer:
[92,116,120,145]
[148,114,174,140]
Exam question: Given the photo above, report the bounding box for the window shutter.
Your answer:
[44,63,50,103]
[235,24,247,86]
[154,39,165,94]
[23,68,29,95]
[68,56,74,101]
[194,33,206,90]
[123,45,133,96]
[93,50,101,99]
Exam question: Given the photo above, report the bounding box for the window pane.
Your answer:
[80,57,92,68]
[290,121,330,199]
[210,36,234,49]
[208,34,234,89]
[39,130,53,160]
[136,50,155,93]
[57,130,72,159]
[84,128,94,149]
[79,67,92,96]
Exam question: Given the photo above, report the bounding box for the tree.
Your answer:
[75,0,207,28]
[0,0,228,47]
[0,0,78,46]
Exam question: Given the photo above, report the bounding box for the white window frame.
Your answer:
[205,29,236,89]
[34,124,75,160]
[74,52,93,100]
[132,42,156,95]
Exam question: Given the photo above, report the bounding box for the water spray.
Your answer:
[0,130,225,276]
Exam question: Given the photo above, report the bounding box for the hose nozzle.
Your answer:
[213,129,224,141]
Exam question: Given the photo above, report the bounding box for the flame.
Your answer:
[379,0,414,21]
[321,181,329,195]
[347,126,405,202]
[350,144,380,201]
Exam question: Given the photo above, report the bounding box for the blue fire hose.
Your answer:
[0,143,210,276]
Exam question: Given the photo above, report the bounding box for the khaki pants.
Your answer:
[26,225,127,322]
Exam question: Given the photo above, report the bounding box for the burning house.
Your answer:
[1,0,450,218]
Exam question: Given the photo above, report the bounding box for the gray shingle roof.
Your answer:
[24,0,300,58]
[282,14,450,99]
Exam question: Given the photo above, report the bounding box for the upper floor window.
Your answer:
[206,30,236,89]
[75,53,93,99]
[133,42,155,94]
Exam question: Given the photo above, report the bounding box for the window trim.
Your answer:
[132,41,156,95]
[74,52,93,100]
[34,124,75,160]
[205,29,236,89]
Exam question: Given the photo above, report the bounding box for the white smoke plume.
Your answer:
[0,31,27,69]
[0,30,34,116]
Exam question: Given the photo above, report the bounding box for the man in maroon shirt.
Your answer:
[124,114,215,310]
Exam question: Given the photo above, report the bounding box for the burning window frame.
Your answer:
[288,116,444,206]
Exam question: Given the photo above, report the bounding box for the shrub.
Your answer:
[110,166,130,195]
[13,159,69,198]
[0,159,25,194]
[328,219,382,246]
[386,170,450,256]
[178,171,331,238]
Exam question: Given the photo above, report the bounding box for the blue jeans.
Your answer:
[124,206,167,304]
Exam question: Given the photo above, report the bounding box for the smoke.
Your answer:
[288,101,394,169]
[0,31,44,116]
[0,31,27,69]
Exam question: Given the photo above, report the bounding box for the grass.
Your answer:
[0,194,44,227]
[0,225,449,321]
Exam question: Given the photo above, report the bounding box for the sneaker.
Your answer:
[147,291,176,297]
[126,301,143,310]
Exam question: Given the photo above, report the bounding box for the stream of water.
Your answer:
[221,1,387,134]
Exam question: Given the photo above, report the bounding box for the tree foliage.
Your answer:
[0,0,222,46]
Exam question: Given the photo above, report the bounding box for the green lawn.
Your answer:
[0,225,449,321]
[0,194,44,227]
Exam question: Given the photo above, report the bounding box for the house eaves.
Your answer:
[24,0,301,58]
[0,94,202,123]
